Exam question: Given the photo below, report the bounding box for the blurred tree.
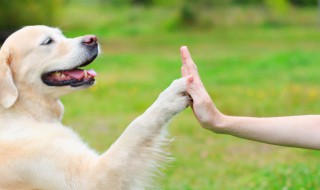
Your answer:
[264,0,289,15]
[263,0,290,27]
[289,0,317,7]
[153,0,181,6]
[177,0,235,28]
[131,0,153,6]
[98,0,130,6]
[233,0,263,5]
[179,0,197,26]
[0,0,64,42]
[98,0,154,6]
[233,0,317,6]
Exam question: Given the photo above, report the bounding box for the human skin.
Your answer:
[180,46,320,150]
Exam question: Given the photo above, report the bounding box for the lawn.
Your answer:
[57,4,320,189]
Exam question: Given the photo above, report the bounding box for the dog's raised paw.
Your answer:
[158,77,190,115]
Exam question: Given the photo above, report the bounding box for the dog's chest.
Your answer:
[0,119,98,189]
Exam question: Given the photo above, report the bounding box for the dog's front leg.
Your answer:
[88,78,189,190]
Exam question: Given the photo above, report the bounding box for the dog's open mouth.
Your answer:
[42,68,97,87]
[41,57,98,87]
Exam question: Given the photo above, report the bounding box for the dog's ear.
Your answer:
[0,48,18,108]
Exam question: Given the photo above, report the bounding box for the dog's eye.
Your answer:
[41,38,54,45]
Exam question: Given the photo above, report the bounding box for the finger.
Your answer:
[187,74,194,83]
[180,46,201,82]
[181,65,188,77]
[180,46,195,67]
[181,47,210,99]
[186,75,202,102]
[180,46,191,64]
[187,75,211,103]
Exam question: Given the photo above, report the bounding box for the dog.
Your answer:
[0,25,189,190]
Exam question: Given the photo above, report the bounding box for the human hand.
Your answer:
[180,46,225,132]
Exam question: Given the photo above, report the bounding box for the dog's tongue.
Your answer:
[62,69,97,80]
[63,69,84,80]
[87,69,97,77]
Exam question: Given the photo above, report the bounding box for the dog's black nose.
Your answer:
[82,35,98,47]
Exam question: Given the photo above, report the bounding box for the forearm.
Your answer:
[215,114,320,150]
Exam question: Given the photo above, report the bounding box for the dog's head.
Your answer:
[0,25,99,108]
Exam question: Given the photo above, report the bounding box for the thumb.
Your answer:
[186,75,202,103]
[187,74,213,104]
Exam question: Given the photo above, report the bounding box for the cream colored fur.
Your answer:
[0,25,189,190]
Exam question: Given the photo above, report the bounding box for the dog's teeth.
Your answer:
[53,72,60,76]
[84,70,88,78]
[61,73,66,78]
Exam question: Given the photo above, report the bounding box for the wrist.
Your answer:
[206,111,230,134]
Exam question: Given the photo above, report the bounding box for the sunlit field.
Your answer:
[52,4,320,189]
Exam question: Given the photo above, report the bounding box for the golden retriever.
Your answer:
[0,25,189,190]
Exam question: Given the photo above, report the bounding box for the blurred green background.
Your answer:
[1,0,320,189]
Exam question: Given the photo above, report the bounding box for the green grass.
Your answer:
[57,5,320,189]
